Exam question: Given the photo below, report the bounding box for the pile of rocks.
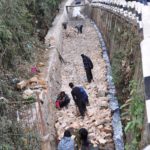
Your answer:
[16,62,47,100]
[55,84,114,148]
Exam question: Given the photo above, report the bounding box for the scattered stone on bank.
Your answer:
[17,80,28,90]
[16,62,48,103]
[17,74,47,91]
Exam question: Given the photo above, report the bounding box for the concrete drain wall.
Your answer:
[93,22,124,150]
[39,0,74,149]
[90,4,150,148]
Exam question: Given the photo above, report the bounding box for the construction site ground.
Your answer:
[55,19,115,150]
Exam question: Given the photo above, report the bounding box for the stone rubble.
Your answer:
[55,20,114,149]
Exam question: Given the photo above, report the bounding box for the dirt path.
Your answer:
[55,20,114,149]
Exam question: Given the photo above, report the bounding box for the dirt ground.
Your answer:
[55,19,114,149]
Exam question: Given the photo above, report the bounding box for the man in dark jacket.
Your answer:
[75,24,83,33]
[81,54,93,83]
[69,83,87,118]
[78,128,99,150]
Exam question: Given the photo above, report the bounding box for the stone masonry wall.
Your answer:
[39,0,74,149]
[90,6,150,148]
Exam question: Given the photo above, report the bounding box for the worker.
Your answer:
[62,22,67,30]
[79,86,90,106]
[81,54,94,83]
[75,24,83,33]
[69,83,87,118]
[78,128,98,150]
[55,91,70,109]
[79,128,90,150]
[58,130,74,150]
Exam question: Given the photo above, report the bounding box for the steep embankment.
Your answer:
[0,0,60,149]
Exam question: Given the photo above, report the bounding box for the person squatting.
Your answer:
[55,91,70,109]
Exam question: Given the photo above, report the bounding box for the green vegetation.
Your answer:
[0,0,60,69]
[121,80,144,150]
[110,23,144,149]
[109,21,144,149]
[0,0,60,149]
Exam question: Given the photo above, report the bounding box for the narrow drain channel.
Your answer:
[93,22,124,150]
[54,19,118,149]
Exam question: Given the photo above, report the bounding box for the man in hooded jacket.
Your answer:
[81,54,94,83]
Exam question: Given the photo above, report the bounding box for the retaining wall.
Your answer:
[90,5,150,148]
[38,0,73,149]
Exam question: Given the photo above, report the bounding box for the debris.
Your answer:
[17,80,28,89]
[38,79,46,86]
[31,66,39,74]
[40,134,50,142]
[96,90,107,97]
[16,110,20,122]
[29,76,38,83]
[100,101,108,108]
[11,78,20,85]
[49,36,56,46]
[23,89,34,99]
[98,138,107,144]
[0,97,8,102]
[37,62,45,67]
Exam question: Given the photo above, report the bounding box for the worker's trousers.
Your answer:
[85,68,93,83]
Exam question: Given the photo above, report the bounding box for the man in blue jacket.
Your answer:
[79,86,89,106]
[69,83,87,118]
